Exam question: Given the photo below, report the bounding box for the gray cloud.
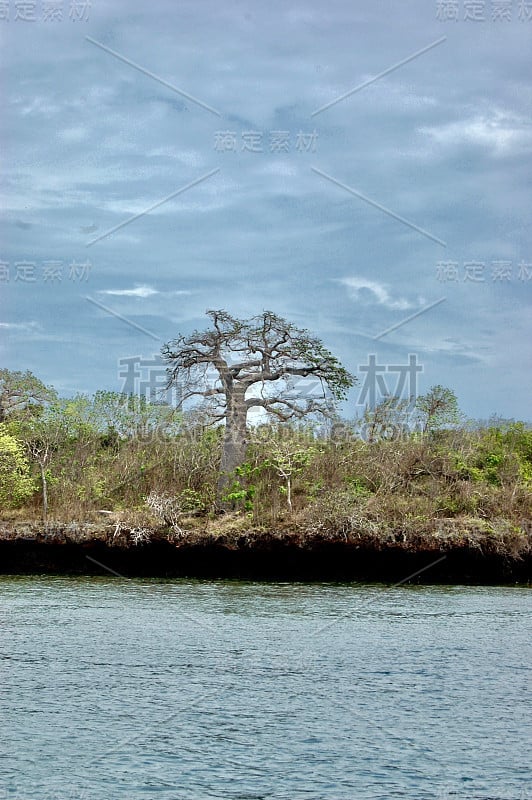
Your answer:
[2,0,531,419]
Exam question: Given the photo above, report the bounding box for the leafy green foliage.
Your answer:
[416,385,460,434]
[0,368,57,422]
[344,476,371,498]
[222,463,259,512]
[501,423,532,484]
[451,424,532,487]
[0,425,34,507]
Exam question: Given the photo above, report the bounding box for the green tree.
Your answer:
[0,425,34,508]
[416,385,460,436]
[0,368,57,422]
[10,410,63,520]
[258,433,318,512]
[7,399,92,521]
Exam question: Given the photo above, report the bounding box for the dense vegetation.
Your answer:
[1,369,530,557]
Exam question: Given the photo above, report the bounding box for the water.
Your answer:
[0,577,530,800]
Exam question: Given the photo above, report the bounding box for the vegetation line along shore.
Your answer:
[1,311,531,572]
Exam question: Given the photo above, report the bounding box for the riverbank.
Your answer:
[1,519,530,583]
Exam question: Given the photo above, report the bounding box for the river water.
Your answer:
[0,576,530,800]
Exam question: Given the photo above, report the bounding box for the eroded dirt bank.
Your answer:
[0,523,530,583]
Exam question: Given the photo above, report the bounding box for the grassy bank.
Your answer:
[2,390,531,580]
[3,421,532,528]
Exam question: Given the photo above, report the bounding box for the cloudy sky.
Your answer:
[1,0,531,420]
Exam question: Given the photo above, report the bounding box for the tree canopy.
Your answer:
[0,424,34,508]
[162,309,353,416]
[0,368,57,422]
[416,385,461,434]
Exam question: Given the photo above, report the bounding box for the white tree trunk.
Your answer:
[39,461,48,522]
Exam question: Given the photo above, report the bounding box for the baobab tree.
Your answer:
[161,310,354,501]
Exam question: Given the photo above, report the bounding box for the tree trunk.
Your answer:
[216,393,248,509]
[39,461,48,522]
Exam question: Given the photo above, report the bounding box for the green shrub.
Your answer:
[0,426,35,508]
